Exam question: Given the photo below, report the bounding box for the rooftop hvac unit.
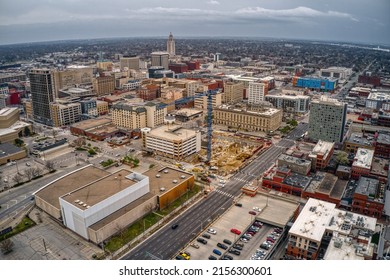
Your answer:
[156,174,161,178]
[164,170,169,173]
[160,188,166,192]
[173,179,178,183]
[78,201,84,205]
[83,204,87,207]
[75,199,80,203]
[181,175,186,179]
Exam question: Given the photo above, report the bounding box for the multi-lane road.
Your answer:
[123,123,308,260]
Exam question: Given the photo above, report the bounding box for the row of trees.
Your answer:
[3,161,55,187]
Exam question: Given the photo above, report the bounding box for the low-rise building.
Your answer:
[70,117,119,141]
[262,166,311,197]
[93,75,115,96]
[174,108,203,122]
[287,198,377,260]
[265,94,310,120]
[0,107,32,143]
[320,67,352,80]
[213,104,282,132]
[374,132,390,159]
[34,165,195,244]
[277,154,311,175]
[351,148,374,179]
[344,132,375,154]
[0,142,27,165]
[308,140,335,171]
[50,102,81,127]
[143,125,201,159]
[194,92,222,110]
[302,172,348,207]
[352,176,384,218]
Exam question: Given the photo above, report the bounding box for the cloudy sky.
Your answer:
[0,0,389,45]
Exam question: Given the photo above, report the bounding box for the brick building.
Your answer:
[308,140,335,171]
[352,176,384,218]
[351,148,374,180]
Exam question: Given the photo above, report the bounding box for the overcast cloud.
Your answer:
[0,0,388,45]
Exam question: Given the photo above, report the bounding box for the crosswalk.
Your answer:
[214,189,236,199]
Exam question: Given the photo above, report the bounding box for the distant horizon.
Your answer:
[1,34,389,48]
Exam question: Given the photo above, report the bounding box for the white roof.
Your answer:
[352,148,374,169]
[309,140,334,156]
[289,198,377,243]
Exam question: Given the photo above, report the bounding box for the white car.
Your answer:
[207,228,217,235]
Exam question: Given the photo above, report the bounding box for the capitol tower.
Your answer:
[167,32,175,57]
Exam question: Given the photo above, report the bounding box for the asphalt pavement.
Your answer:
[123,123,308,260]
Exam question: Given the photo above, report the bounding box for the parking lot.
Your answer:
[179,193,299,260]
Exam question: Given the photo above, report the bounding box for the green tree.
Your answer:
[336,151,349,165]
[24,127,31,137]
[88,149,97,155]
[14,138,24,147]
[0,239,14,254]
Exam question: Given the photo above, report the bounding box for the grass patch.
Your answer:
[104,212,163,253]
[101,159,114,167]
[0,216,36,241]
[371,232,379,245]
[104,184,201,253]
[158,184,201,216]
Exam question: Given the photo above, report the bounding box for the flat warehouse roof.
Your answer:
[35,165,110,209]
[240,193,300,227]
[61,169,143,209]
[144,166,194,196]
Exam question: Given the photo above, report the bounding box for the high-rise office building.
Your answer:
[120,55,140,71]
[151,52,169,70]
[29,69,56,125]
[308,96,347,143]
[222,82,244,104]
[248,82,267,104]
[167,32,175,57]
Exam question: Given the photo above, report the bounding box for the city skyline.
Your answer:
[0,0,389,45]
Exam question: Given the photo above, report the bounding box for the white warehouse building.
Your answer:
[59,171,149,240]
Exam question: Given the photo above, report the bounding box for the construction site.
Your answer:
[195,131,272,176]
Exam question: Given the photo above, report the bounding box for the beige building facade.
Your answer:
[213,105,282,132]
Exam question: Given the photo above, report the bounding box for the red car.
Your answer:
[231,228,241,235]
[249,211,257,215]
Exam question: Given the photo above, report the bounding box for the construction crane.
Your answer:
[162,89,220,163]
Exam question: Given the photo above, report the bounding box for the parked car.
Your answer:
[221,254,233,260]
[202,233,211,239]
[233,244,244,250]
[223,239,232,245]
[190,243,200,249]
[208,255,217,260]
[175,255,185,260]
[197,238,207,244]
[249,211,257,215]
[213,249,222,256]
[217,243,228,250]
[230,228,241,235]
[234,203,242,207]
[207,228,217,235]
[228,249,241,256]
